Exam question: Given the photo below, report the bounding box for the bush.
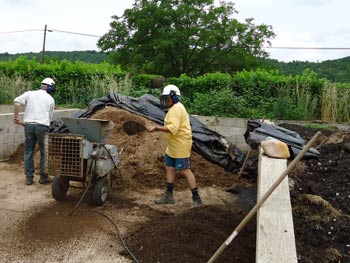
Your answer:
[1,56,349,122]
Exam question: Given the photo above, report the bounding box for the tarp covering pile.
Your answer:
[244,120,320,159]
[51,92,245,172]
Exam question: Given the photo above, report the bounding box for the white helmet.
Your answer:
[41,77,55,86]
[162,84,181,96]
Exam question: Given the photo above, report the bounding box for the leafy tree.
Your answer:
[98,0,275,77]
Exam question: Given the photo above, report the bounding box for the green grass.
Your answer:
[56,104,86,109]
[304,123,337,130]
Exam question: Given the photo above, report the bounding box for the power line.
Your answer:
[49,29,102,38]
[0,28,101,38]
[0,29,42,35]
[265,46,350,50]
[0,28,349,50]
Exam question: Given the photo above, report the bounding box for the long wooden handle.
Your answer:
[236,148,251,182]
[207,131,322,263]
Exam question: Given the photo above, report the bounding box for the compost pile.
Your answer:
[91,106,236,189]
[279,123,350,263]
[124,205,256,263]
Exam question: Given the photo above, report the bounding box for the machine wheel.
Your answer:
[92,176,109,206]
[52,176,69,201]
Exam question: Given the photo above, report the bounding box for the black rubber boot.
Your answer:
[154,191,175,204]
[25,177,34,185]
[192,196,203,207]
[39,177,52,184]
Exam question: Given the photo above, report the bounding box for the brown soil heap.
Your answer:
[125,205,256,263]
[91,106,237,190]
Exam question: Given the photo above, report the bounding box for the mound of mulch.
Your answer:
[124,205,256,263]
[91,107,237,190]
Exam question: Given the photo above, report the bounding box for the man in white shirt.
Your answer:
[13,78,56,185]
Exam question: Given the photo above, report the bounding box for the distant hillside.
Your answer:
[267,56,350,83]
[0,50,108,64]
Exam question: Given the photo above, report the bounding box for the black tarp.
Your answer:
[51,92,245,172]
[244,119,320,159]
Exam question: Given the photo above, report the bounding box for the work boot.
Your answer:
[154,191,175,204]
[25,177,33,185]
[192,196,203,207]
[39,177,52,184]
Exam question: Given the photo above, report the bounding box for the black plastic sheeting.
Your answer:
[244,119,320,159]
[51,92,245,173]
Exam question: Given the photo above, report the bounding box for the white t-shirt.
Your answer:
[14,89,55,127]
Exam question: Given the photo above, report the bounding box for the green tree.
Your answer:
[97,0,275,77]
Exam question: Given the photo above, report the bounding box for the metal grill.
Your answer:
[45,134,84,178]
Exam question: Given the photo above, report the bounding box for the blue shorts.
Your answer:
[165,154,191,171]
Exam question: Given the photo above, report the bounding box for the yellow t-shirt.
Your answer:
[164,102,192,158]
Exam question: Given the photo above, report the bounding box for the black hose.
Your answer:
[114,166,125,190]
[68,158,95,216]
[65,145,139,261]
[102,144,119,169]
[69,143,123,215]
[89,210,141,263]
[102,144,125,190]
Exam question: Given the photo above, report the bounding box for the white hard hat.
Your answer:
[162,84,181,96]
[41,77,55,86]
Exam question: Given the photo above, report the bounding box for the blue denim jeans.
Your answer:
[24,123,49,179]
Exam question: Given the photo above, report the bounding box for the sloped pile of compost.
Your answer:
[91,106,238,190]
[124,205,256,263]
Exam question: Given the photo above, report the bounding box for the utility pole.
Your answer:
[41,25,47,64]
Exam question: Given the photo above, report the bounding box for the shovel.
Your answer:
[226,148,251,194]
[122,121,146,135]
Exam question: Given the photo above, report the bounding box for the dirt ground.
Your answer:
[1,107,349,262]
[0,107,255,263]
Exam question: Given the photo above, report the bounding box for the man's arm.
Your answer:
[147,125,170,133]
[13,102,21,125]
[13,92,28,126]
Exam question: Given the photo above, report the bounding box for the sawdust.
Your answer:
[91,106,237,190]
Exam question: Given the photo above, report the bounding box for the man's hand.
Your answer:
[146,125,170,133]
[13,103,23,126]
[13,115,19,124]
[147,125,157,132]
[13,116,24,126]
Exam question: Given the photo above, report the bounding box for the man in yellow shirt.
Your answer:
[147,85,202,207]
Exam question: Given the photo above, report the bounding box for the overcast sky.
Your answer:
[1,0,349,62]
